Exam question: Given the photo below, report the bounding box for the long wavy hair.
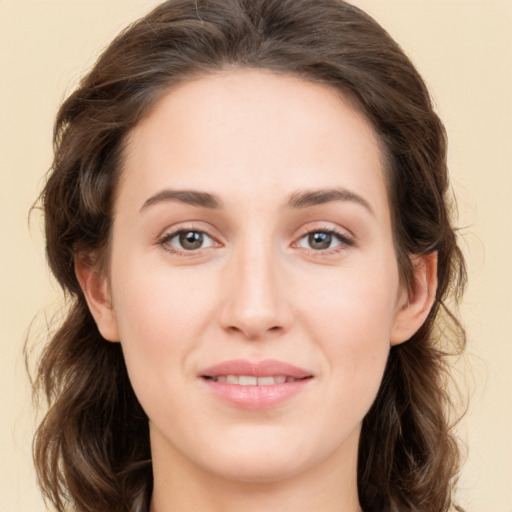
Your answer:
[32,1,467,511]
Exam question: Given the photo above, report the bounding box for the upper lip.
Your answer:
[200,359,313,379]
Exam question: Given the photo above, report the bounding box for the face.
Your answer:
[82,70,430,486]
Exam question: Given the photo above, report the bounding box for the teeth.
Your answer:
[257,376,276,386]
[239,376,258,386]
[212,375,295,385]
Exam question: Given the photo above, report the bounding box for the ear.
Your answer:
[390,252,438,346]
[75,255,120,342]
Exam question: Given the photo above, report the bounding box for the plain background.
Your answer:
[1,1,511,510]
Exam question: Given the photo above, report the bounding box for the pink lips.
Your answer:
[200,359,313,410]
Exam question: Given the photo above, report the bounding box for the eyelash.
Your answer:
[294,228,354,254]
[157,227,354,256]
[158,226,219,256]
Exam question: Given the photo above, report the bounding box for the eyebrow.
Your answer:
[140,186,373,215]
[288,187,374,215]
[140,189,223,211]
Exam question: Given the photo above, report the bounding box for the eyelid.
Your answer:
[156,223,222,255]
[291,224,355,253]
[155,222,355,256]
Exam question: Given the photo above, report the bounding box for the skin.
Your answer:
[78,69,436,512]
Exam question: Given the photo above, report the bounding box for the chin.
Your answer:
[203,429,344,485]
[205,453,307,484]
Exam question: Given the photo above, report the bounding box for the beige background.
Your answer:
[1,0,511,510]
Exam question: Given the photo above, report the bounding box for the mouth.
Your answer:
[200,358,313,379]
[199,359,314,409]
[203,375,309,385]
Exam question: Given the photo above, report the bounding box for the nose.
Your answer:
[219,242,292,340]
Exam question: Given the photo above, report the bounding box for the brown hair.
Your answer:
[32,1,467,511]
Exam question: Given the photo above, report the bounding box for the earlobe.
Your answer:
[390,252,438,346]
[75,255,120,342]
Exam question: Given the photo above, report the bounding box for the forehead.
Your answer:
[120,69,389,218]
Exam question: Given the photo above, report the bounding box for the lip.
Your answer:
[199,359,313,410]
[200,359,313,379]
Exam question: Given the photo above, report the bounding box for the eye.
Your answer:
[161,230,216,252]
[296,230,353,251]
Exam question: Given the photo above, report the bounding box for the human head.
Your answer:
[35,1,466,511]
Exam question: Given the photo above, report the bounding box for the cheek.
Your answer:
[108,262,218,402]
[299,257,400,344]
[111,247,217,339]
[298,260,398,401]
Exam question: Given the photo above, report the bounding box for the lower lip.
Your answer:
[202,378,312,410]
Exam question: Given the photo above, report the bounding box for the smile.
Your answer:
[200,359,313,409]
[205,375,303,385]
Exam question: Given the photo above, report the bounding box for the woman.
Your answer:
[33,0,467,511]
